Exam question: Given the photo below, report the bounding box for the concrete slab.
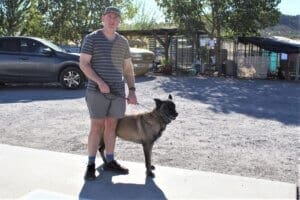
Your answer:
[18,189,75,200]
[0,144,296,199]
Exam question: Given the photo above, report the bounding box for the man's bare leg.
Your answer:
[84,118,105,181]
[103,117,128,174]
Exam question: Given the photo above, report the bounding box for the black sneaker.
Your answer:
[84,163,96,181]
[103,160,129,174]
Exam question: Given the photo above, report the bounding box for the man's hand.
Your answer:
[127,90,137,104]
[97,81,110,93]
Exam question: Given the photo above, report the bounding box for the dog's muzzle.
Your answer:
[169,112,178,120]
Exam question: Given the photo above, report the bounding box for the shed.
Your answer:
[238,36,300,80]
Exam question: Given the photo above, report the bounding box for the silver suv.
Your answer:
[0,36,85,89]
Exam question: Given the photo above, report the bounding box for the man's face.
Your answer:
[102,12,120,30]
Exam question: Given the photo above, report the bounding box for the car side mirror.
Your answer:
[41,48,53,56]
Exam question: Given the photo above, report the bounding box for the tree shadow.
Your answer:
[79,167,166,200]
[158,76,300,125]
[0,84,85,103]
[0,76,157,103]
[135,75,156,83]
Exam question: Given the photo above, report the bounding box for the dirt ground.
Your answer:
[0,75,299,184]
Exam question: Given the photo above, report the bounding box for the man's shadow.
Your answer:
[79,166,167,200]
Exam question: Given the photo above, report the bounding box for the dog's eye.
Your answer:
[169,104,175,110]
[168,107,175,112]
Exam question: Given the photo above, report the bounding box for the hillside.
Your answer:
[279,15,300,30]
[260,15,300,39]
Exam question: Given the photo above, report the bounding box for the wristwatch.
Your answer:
[129,87,136,91]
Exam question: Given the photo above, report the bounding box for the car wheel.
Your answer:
[59,67,84,89]
[0,81,5,86]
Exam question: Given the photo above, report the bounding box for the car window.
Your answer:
[20,39,46,54]
[38,38,66,53]
[0,38,20,52]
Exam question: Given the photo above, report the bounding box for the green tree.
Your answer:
[224,0,281,36]
[0,0,137,44]
[20,0,47,37]
[0,7,4,35]
[44,0,137,44]
[0,0,31,35]
[156,0,206,62]
[122,0,159,30]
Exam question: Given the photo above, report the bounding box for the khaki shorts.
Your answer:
[85,91,126,119]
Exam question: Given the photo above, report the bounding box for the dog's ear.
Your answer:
[168,94,173,100]
[154,98,162,108]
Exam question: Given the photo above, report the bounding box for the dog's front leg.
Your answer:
[142,142,155,178]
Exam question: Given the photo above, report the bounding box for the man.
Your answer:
[80,6,137,181]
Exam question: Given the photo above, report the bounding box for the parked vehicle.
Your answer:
[0,36,84,89]
[0,36,154,89]
[130,47,154,76]
[65,46,155,76]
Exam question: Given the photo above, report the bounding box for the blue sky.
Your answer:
[134,0,300,20]
[278,0,300,15]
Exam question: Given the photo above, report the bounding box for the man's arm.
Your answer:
[123,57,137,104]
[123,57,135,88]
[79,53,109,93]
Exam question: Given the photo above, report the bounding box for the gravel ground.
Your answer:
[0,75,299,184]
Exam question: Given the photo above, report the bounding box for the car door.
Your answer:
[0,38,22,82]
[18,38,57,81]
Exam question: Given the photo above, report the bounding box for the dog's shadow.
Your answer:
[79,166,167,200]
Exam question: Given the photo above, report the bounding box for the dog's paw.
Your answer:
[147,171,155,178]
[151,165,155,170]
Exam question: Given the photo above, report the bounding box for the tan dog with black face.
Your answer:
[99,94,178,177]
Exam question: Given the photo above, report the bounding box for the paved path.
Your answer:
[0,144,296,199]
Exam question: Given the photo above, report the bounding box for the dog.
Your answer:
[98,94,178,177]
